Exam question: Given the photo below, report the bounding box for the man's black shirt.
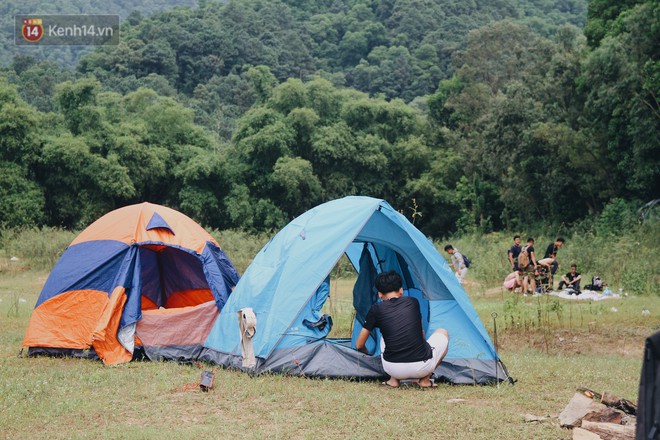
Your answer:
[363,296,432,363]
[545,242,559,259]
[565,271,580,282]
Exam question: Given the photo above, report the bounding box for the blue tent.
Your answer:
[201,196,509,384]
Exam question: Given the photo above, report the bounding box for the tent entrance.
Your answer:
[138,245,213,310]
[317,242,431,355]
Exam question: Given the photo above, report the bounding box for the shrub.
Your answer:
[0,227,76,270]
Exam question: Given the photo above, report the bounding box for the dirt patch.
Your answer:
[481,286,507,298]
[497,327,647,357]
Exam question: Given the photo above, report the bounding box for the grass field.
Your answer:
[1,256,658,440]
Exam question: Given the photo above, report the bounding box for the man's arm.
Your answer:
[508,248,514,267]
[356,327,371,354]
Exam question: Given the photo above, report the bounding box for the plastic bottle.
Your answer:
[603,287,612,297]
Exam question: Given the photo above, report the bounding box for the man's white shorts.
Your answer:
[380,331,449,380]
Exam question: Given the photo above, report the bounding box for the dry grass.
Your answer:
[0,261,657,439]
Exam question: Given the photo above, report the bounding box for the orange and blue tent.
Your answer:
[22,202,239,365]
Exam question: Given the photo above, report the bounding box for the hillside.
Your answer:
[1,0,657,241]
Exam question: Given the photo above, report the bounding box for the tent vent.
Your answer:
[146,212,175,235]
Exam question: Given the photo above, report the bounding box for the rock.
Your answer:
[10,256,19,261]
[524,414,547,422]
[446,398,466,404]
[573,427,601,439]
[559,392,608,428]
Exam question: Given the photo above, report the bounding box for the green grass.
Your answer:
[0,223,658,439]
[1,262,657,439]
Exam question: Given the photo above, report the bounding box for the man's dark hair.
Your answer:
[527,237,534,243]
[375,271,403,294]
[444,244,453,251]
[570,264,577,269]
[556,237,565,243]
[513,235,520,240]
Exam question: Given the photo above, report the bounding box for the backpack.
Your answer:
[517,246,530,268]
[462,254,471,268]
[585,276,604,291]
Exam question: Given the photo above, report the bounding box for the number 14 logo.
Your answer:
[22,18,44,43]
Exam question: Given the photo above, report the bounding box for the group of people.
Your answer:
[441,237,582,296]
[503,235,581,294]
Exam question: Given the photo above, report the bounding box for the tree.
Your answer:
[0,161,45,228]
[247,65,278,103]
[37,133,135,227]
[579,1,659,203]
[54,77,103,136]
[271,156,323,215]
[583,0,643,47]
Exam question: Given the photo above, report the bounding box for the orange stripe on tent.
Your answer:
[22,290,107,349]
[165,289,214,309]
[141,295,158,310]
[92,286,133,365]
[141,304,200,316]
[70,202,218,253]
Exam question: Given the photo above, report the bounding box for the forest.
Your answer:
[0,0,657,238]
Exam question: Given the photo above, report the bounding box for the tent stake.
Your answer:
[491,312,499,352]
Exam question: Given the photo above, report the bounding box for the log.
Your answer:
[580,420,635,440]
[582,408,624,424]
[600,391,637,415]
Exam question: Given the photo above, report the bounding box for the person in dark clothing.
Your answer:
[356,271,449,388]
[636,331,660,440]
[558,264,581,294]
[508,235,522,271]
[544,237,565,276]
[521,238,539,294]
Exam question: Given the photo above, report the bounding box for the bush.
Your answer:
[596,198,639,237]
[209,229,271,274]
[0,227,76,270]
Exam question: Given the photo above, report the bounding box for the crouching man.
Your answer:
[558,264,582,294]
[356,271,449,388]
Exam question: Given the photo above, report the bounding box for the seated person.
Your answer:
[503,270,524,292]
[356,271,449,388]
[558,264,581,293]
